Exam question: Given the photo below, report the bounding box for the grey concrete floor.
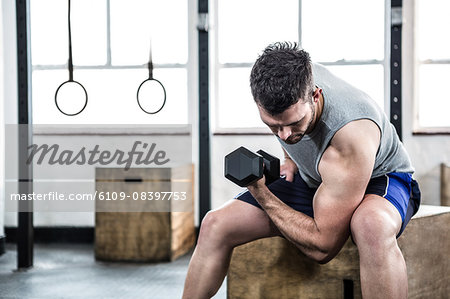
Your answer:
[0,243,226,299]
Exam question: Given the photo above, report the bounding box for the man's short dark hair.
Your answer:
[250,42,314,115]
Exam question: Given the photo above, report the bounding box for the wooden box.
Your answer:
[95,165,195,262]
[227,205,450,299]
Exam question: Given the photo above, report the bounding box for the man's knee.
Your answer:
[350,208,398,251]
[198,210,233,247]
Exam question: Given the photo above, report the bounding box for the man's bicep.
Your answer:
[313,121,379,250]
[315,119,380,214]
[312,161,372,251]
[313,166,370,230]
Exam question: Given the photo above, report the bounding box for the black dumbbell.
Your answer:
[224,146,280,187]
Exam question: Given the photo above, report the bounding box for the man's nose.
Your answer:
[278,127,292,141]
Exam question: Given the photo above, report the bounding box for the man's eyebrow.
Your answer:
[286,118,304,126]
[263,118,303,127]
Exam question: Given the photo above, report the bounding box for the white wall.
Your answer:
[2,0,18,228]
[3,133,194,226]
[0,0,5,238]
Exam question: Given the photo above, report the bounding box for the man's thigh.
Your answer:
[205,199,283,247]
[364,172,421,238]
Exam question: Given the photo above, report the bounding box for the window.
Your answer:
[30,0,190,125]
[213,0,387,132]
[415,0,450,130]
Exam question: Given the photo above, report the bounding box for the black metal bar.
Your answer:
[391,0,402,7]
[0,236,5,256]
[16,0,33,269]
[198,0,211,223]
[5,227,94,244]
[390,1,403,140]
[343,279,354,299]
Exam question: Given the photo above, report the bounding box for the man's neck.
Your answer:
[316,92,324,122]
[306,92,324,135]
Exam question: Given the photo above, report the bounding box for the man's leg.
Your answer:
[182,199,282,299]
[350,194,407,299]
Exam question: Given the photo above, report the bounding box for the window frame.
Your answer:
[30,0,196,135]
[410,0,450,134]
[412,57,450,135]
[413,59,450,135]
[211,0,391,135]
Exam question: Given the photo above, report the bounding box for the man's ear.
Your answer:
[312,87,322,102]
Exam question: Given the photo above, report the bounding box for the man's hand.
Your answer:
[280,157,298,182]
[247,174,267,194]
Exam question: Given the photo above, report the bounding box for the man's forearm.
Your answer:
[248,185,329,261]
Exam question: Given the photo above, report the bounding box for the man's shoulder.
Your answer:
[321,119,380,165]
[318,120,380,182]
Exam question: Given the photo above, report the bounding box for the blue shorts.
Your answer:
[235,172,421,238]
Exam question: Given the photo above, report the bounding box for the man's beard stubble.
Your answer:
[285,102,315,145]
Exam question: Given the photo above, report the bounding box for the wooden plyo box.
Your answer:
[95,165,195,262]
[228,205,450,299]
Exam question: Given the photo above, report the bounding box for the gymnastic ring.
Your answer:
[54,80,88,116]
[136,78,167,115]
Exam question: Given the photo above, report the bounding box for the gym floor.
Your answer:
[0,244,226,299]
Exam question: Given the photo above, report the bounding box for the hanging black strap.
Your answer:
[148,40,153,79]
[68,0,74,81]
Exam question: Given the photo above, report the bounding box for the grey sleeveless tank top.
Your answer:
[278,63,414,188]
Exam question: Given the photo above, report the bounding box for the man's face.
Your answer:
[258,95,317,145]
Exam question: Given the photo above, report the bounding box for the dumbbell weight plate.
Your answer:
[256,149,280,185]
[224,146,263,187]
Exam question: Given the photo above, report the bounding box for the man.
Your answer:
[183,42,421,299]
